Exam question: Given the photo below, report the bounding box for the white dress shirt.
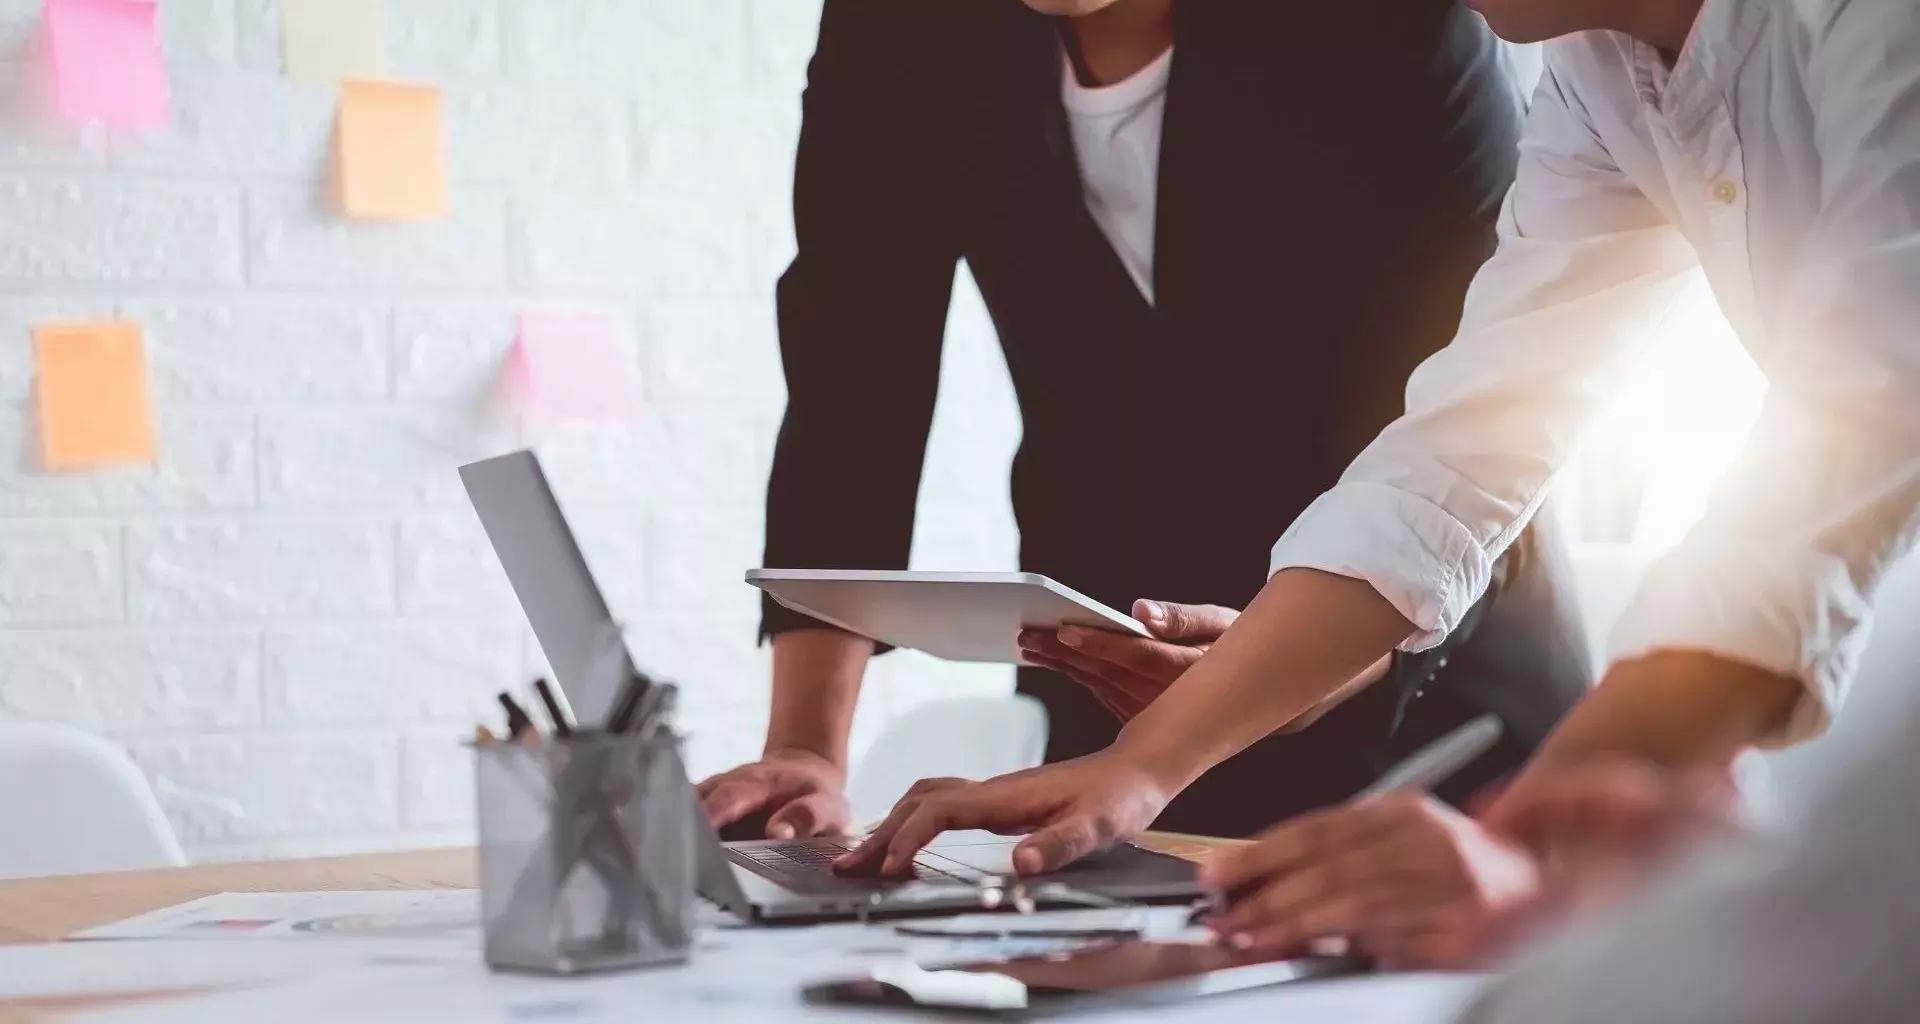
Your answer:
[1061,47,1173,306]
[1269,0,1920,742]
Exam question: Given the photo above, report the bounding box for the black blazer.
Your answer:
[762,0,1588,776]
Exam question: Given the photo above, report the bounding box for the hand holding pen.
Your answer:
[1191,716,1523,960]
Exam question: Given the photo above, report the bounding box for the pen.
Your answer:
[628,684,677,742]
[1188,714,1504,924]
[532,677,575,738]
[1353,714,1504,802]
[497,692,537,740]
[603,672,651,734]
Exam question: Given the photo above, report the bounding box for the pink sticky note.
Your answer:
[43,0,172,130]
[511,311,642,424]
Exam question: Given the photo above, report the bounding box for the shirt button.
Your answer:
[1711,179,1740,204]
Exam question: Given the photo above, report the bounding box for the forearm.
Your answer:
[1518,651,1802,781]
[765,628,875,769]
[1113,568,1414,790]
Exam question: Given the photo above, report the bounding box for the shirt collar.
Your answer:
[1633,0,1773,132]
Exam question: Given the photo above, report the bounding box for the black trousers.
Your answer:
[1019,516,1592,839]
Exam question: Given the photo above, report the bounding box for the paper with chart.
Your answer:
[71,890,482,941]
[0,936,471,1000]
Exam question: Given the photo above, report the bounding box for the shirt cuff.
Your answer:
[1607,540,1875,746]
[1268,481,1497,652]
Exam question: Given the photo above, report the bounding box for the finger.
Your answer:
[1027,638,1163,710]
[902,776,970,799]
[1209,837,1416,936]
[1136,601,1239,642]
[877,793,999,876]
[1020,651,1124,710]
[1056,627,1200,682]
[836,796,922,872]
[1025,649,1133,720]
[1016,628,1053,654]
[1361,922,1479,970]
[1018,649,1078,677]
[1225,890,1427,954]
[702,778,773,827]
[1013,812,1112,875]
[1201,800,1408,890]
[766,793,848,840]
[1486,767,1669,851]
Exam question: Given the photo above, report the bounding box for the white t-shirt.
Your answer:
[1061,46,1173,306]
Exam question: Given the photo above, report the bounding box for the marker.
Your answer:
[497,692,537,740]
[532,677,575,738]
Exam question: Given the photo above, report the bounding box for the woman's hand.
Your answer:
[696,748,851,839]
[833,749,1179,877]
[1017,601,1238,721]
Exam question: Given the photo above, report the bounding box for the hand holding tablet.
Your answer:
[746,570,1148,664]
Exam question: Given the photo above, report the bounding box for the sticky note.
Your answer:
[282,0,386,84]
[510,311,642,424]
[32,320,160,470]
[42,0,173,130]
[336,79,447,221]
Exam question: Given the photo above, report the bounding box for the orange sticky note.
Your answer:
[336,79,447,221]
[32,320,159,469]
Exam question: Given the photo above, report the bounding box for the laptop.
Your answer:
[458,450,1204,922]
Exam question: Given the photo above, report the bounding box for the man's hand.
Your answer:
[1194,763,1747,969]
[1017,601,1239,722]
[833,751,1176,878]
[696,749,851,840]
[1198,792,1542,967]
[1481,760,1743,915]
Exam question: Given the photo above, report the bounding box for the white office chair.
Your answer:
[846,695,1049,825]
[0,720,185,879]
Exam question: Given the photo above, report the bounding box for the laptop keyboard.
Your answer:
[734,841,985,888]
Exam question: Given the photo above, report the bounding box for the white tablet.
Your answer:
[746,570,1150,664]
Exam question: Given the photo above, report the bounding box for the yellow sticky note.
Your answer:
[337,79,448,221]
[32,320,159,470]
[283,0,387,84]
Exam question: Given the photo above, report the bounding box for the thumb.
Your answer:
[1012,814,1108,875]
[1136,600,1238,643]
[766,793,847,840]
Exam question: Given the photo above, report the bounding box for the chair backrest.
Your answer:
[847,695,1049,825]
[0,721,185,879]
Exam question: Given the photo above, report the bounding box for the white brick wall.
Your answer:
[0,0,1020,861]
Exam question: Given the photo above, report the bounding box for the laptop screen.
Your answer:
[458,450,637,728]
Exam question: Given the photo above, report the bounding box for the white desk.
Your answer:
[0,843,1483,1023]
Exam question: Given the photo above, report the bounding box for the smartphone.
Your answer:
[803,940,1359,1018]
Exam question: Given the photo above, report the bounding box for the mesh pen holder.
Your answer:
[476,732,698,975]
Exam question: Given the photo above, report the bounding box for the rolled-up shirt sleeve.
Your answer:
[1609,0,1920,744]
[1270,57,1700,649]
